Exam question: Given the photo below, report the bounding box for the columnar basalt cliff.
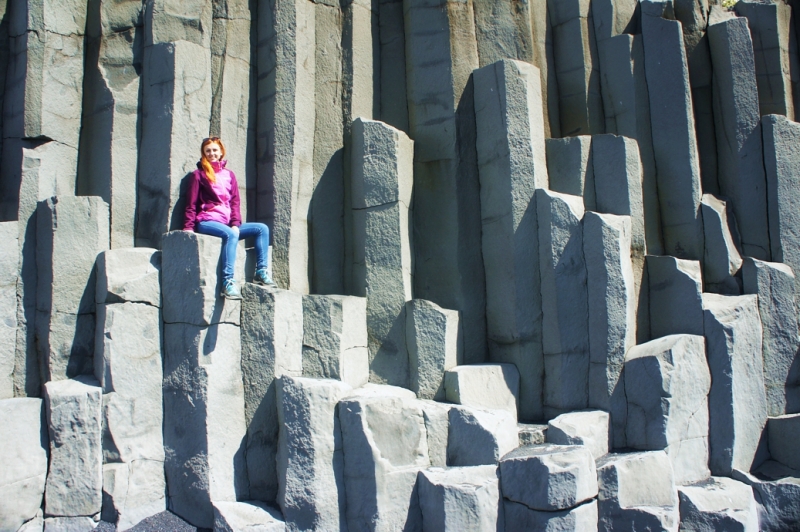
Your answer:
[1,0,800,530]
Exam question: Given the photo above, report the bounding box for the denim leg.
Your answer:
[195,221,239,280]
[238,222,270,270]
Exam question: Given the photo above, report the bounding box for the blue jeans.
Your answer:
[195,221,269,281]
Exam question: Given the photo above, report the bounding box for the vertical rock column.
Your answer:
[136,0,213,249]
[0,221,17,398]
[529,0,561,137]
[404,0,487,364]
[378,0,408,132]
[474,58,547,421]
[406,299,461,401]
[641,0,704,261]
[546,136,596,210]
[473,0,535,67]
[351,118,413,387]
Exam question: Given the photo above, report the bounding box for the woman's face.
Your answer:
[204,142,222,162]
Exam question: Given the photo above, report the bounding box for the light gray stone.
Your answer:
[768,414,800,471]
[0,398,48,531]
[44,377,103,518]
[351,118,413,387]
[641,0,705,261]
[163,322,246,528]
[529,0,561,137]
[519,424,548,447]
[241,284,303,502]
[647,256,704,339]
[101,460,166,530]
[42,516,96,532]
[95,249,161,307]
[499,444,598,511]
[448,406,518,467]
[548,0,604,136]
[406,299,461,401]
[144,0,213,47]
[302,295,369,388]
[701,194,743,294]
[101,389,164,465]
[547,410,610,460]
[419,400,451,469]
[584,212,634,449]
[708,15,770,261]
[277,377,350,532]
[503,499,598,532]
[161,231,245,327]
[18,510,44,532]
[678,477,758,532]
[213,501,286,532]
[625,334,711,485]
[444,364,519,418]
[592,0,638,42]
[0,221,17,399]
[474,58,546,422]
[546,136,596,211]
[742,258,800,415]
[34,312,96,386]
[473,0,534,67]
[378,0,408,132]
[596,451,678,532]
[702,294,768,476]
[749,476,800,532]
[418,466,502,532]
[537,189,589,418]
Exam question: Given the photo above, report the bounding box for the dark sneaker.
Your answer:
[221,278,242,300]
[253,268,277,287]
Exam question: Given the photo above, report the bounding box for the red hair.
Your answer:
[200,137,226,184]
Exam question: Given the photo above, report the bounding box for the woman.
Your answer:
[184,137,276,299]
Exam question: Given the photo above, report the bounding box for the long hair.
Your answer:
[200,137,226,184]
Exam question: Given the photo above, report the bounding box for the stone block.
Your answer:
[474,58,546,422]
[0,398,48,531]
[537,189,589,417]
[596,451,678,532]
[302,294,369,388]
[444,364,519,418]
[101,389,164,465]
[499,444,598,511]
[702,294,768,476]
[378,0,408,132]
[503,499,598,532]
[42,516,95,531]
[0,221,17,399]
[529,0,561,137]
[418,466,502,532]
[768,414,800,471]
[163,322,246,528]
[35,312,96,385]
[351,118,413,210]
[448,406,518,467]
[647,256,704,339]
[584,212,635,448]
[708,15,770,261]
[678,477,758,532]
[406,299,461,401]
[420,400,451,468]
[641,0,704,260]
[749,476,800,532]
[241,284,303,502]
[701,194,743,294]
[44,377,103,518]
[592,0,638,42]
[144,0,213,47]
[95,249,161,307]
[742,258,800,415]
[546,136,596,210]
[547,410,610,460]
[18,510,43,532]
[276,377,350,532]
[161,231,245,327]
[625,334,711,484]
[473,0,534,68]
[213,501,285,532]
[101,460,166,530]
[518,424,547,447]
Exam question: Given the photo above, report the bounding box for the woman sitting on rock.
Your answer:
[183,136,276,299]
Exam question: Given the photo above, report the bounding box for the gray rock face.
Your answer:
[518,423,548,447]
[36,196,109,382]
[406,299,461,401]
[95,249,161,307]
[241,285,303,502]
[161,231,245,327]
[678,477,759,532]
[584,212,635,448]
[592,0,638,42]
[499,444,598,511]
[701,194,743,294]
[529,0,561,138]
[163,322,246,528]
[44,377,103,518]
[596,451,678,532]
[749,476,800,532]
[546,136,596,211]
[473,0,534,69]
[102,460,166,530]
[43,516,96,531]
[277,376,350,532]
[537,189,589,418]
[547,410,610,460]
[742,258,800,415]
[302,294,369,388]
[625,334,711,484]
[448,406,518,467]
[378,0,408,133]
[641,0,704,261]
[702,294,767,476]
[420,399,451,468]
[418,466,502,532]
[708,15,770,261]
[213,501,286,532]
[444,364,519,418]
[503,499,598,532]
[0,398,48,531]
[474,58,546,422]
[768,414,800,471]
[648,256,704,339]
[351,118,413,387]
[0,222,17,399]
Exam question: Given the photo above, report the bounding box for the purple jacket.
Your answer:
[183,160,242,231]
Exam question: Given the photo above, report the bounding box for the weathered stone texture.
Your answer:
[406,299,460,401]
[445,364,519,418]
[447,405,518,467]
[101,459,166,530]
[213,500,286,532]
[701,194,743,295]
[768,414,800,471]
[95,248,161,307]
[648,256,704,339]
[529,0,561,137]
[418,465,502,532]
[546,136,596,211]
[677,477,759,532]
[547,410,610,460]
[0,221,18,399]
[504,499,598,532]
[473,0,534,68]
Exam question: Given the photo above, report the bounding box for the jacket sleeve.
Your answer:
[229,171,242,227]
[184,171,201,231]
